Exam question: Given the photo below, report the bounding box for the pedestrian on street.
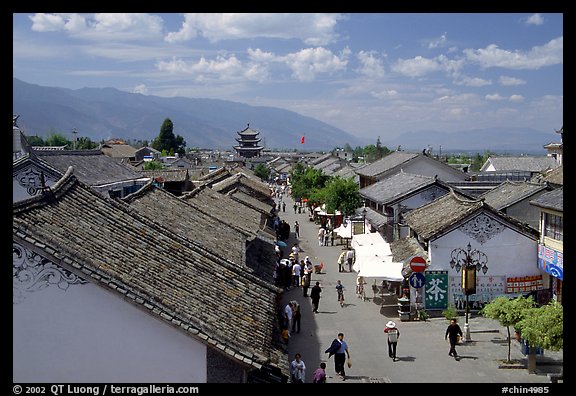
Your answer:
[346,249,355,272]
[284,302,293,336]
[384,320,400,361]
[445,318,463,360]
[301,265,311,297]
[336,280,345,307]
[291,301,301,334]
[312,362,327,383]
[310,281,322,313]
[338,251,346,272]
[318,227,326,246]
[293,203,298,214]
[282,201,286,212]
[324,333,351,381]
[294,221,300,238]
[290,353,306,383]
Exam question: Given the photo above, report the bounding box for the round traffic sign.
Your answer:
[409,272,425,288]
[410,256,427,272]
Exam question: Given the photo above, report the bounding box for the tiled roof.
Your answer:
[101,144,137,158]
[530,187,563,212]
[123,182,246,268]
[360,172,440,204]
[34,149,145,186]
[229,190,275,217]
[211,173,272,202]
[483,156,559,172]
[13,168,286,373]
[390,237,428,263]
[532,164,563,186]
[140,169,190,182]
[403,190,538,241]
[355,152,419,177]
[182,186,264,238]
[480,180,550,211]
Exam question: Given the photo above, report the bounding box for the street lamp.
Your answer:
[362,206,367,234]
[449,242,488,342]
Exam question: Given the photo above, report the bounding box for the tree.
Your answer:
[322,176,362,216]
[290,167,329,202]
[76,136,98,150]
[480,296,535,362]
[26,136,45,146]
[254,163,270,182]
[143,160,164,170]
[45,133,69,147]
[152,118,186,156]
[518,301,563,351]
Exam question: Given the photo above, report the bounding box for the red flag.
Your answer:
[301,136,305,144]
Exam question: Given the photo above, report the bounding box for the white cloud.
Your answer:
[156,55,269,83]
[356,51,385,79]
[485,93,505,101]
[132,84,148,95]
[463,37,563,70]
[370,89,398,99]
[283,47,350,81]
[428,32,447,49]
[453,76,492,87]
[498,76,526,86]
[525,14,544,26]
[29,13,164,40]
[509,94,525,102]
[165,13,343,45]
[29,13,87,32]
[247,48,276,62]
[392,56,442,77]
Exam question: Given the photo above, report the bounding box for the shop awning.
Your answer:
[352,233,404,281]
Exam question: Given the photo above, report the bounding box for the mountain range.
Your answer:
[13,78,558,154]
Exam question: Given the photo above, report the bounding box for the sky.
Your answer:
[12,13,563,142]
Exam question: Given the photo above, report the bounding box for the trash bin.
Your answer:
[398,297,410,321]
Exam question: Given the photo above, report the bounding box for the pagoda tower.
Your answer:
[233,124,264,158]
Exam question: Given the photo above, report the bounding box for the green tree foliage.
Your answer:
[481,296,535,362]
[322,176,362,216]
[45,133,69,147]
[143,160,164,170]
[517,301,563,351]
[152,118,187,156]
[253,163,270,182]
[290,167,330,202]
[470,151,491,171]
[76,136,98,150]
[26,135,45,146]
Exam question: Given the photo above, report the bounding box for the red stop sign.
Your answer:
[410,256,426,272]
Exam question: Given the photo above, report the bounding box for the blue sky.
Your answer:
[13,13,563,142]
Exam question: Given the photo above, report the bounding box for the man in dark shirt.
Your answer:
[445,318,463,360]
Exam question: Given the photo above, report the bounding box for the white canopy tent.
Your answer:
[352,233,404,281]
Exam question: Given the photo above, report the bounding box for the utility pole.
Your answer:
[72,128,78,150]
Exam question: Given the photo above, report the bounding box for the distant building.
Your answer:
[233,124,264,158]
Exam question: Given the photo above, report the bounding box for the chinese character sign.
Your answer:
[424,271,448,310]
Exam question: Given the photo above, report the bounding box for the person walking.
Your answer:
[310,281,322,313]
[284,302,293,336]
[384,320,400,361]
[445,318,463,360]
[318,227,326,246]
[301,265,311,297]
[324,333,351,381]
[336,280,345,307]
[346,249,355,272]
[312,362,327,383]
[290,353,306,383]
[337,251,346,273]
[292,260,301,288]
[291,301,301,334]
[294,221,300,238]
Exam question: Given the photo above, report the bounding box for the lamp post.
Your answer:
[362,206,367,234]
[449,242,488,342]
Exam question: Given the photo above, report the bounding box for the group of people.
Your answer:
[288,317,463,382]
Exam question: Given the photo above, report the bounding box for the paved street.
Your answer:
[276,194,563,384]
